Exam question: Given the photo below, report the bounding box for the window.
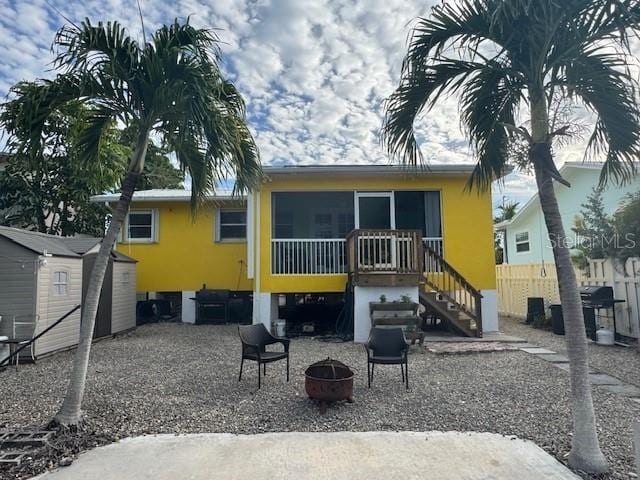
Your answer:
[122,271,131,284]
[217,209,247,241]
[272,192,354,239]
[53,271,69,296]
[126,210,156,242]
[394,191,442,238]
[515,231,530,253]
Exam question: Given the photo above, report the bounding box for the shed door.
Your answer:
[82,254,113,339]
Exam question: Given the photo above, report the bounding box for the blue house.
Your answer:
[496,162,640,265]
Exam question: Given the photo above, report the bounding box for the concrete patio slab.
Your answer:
[588,373,622,386]
[520,347,556,355]
[601,383,640,398]
[552,363,596,373]
[38,432,579,480]
[537,354,570,363]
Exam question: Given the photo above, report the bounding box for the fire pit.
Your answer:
[305,358,354,413]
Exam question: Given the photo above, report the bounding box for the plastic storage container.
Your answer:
[274,319,286,337]
[550,304,565,335]
[596,328,614,346]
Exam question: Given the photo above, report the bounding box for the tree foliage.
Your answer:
[494,200,519,263]
[0,101,126,236]
[0,99,185,236]
[573,188,640,266]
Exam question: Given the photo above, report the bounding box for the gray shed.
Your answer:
[0,227,136,359]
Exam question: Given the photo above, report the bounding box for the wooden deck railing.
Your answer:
[346,229,423,275]
[423,243,483,335]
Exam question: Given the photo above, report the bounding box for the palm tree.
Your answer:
[494,201,519,223]
[383,0,640,473]
[1,18,261,427]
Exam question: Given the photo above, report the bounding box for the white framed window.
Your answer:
[515,231,530,253]
[122,271,131,284]
[124,209,158,243]
[53,271,69,296]
[216,209,247,242]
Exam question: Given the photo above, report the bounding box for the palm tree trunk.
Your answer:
[53,131,149,427]
[528,88,607,473]
[533,164,608,473]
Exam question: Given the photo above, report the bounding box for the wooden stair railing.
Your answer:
[422,243,483,337]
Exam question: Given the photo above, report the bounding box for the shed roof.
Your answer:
[0,226,82,257]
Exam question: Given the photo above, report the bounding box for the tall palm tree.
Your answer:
[383,0,640,473]
[1,18,261,427]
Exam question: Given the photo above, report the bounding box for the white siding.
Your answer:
[35,256,82,356]
[0,238,37,338]
[111,261,137,333]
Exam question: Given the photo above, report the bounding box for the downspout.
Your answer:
[253,190,261,324]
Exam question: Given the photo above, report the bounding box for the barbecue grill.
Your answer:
[192,286,230,324]
[579,286,625,341]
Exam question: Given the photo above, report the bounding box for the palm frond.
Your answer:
[460,63,523,190]
[561,50,640,184]
[76,106,117,166]
[382,60,487,165]
[53,18,140,77]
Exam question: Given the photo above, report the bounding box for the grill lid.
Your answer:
[195,288,229,303]
[579,286,614,300]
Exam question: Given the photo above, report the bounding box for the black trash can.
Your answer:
[550,304,564,335]
[526,297,545,324]
[582,306,598,341]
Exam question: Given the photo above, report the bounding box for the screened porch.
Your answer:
[270,190,443,275]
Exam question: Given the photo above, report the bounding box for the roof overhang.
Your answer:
[91,190,242,203]
[262,164,479,177]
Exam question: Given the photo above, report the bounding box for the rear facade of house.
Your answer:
[97,165,499,340]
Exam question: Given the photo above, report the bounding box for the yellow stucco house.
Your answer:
[93,165,499,341]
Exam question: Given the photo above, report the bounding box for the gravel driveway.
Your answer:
[500,315,640,387]
[1,323,639,479]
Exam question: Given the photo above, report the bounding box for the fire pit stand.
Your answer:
[305,358,354,414]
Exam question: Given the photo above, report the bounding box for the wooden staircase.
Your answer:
[420,244,483,337]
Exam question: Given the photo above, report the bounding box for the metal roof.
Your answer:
[91,188,239,203]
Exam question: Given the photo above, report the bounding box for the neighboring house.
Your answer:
[93,165,501,340]
[0,227,137,359]
[495,162,640,265]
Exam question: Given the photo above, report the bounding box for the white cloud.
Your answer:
[0,0,631,208]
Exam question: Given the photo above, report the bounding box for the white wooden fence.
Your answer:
[496,258,640,339]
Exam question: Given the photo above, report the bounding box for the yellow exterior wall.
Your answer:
[115,200,253,293]
[258,174,496,294]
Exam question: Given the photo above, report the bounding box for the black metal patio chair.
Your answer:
[238,324,290,388]
[364,327,409,390]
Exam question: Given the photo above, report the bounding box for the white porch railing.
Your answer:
[271,236,444,275]
[271,239,347,275]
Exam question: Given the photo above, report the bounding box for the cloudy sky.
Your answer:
[0,0,600,209]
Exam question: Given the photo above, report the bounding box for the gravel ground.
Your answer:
[1,323,639,479]
[500,315,640,387]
